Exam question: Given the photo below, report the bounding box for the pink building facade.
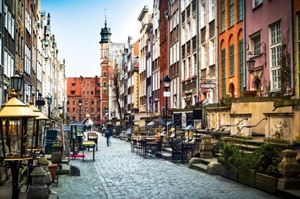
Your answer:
[245,0,292,96]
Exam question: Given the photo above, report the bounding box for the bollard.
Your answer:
[27,167,50,199]
[277,149,300,189]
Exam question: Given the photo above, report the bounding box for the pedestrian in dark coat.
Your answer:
[105,127,112,147]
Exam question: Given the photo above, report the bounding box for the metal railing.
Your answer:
[209,118,248,136]
[231,117,267,137]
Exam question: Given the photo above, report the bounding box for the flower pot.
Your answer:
[220,165,238,181]
[238,169,256,187]
[255,172,278,194]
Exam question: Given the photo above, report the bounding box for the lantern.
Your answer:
[0,91,37,199]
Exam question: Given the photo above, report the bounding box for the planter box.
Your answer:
[238,169,256,187]
[255,172,278,194]
[220,165,238,181]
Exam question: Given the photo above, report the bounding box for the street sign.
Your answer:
[200,81,216,90]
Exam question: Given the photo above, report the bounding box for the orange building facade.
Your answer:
[67,76,101,124]
[218,0,244,99]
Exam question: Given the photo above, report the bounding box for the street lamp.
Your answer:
[247,58,255,73]
[0,75,37,199]
[11,74,23,92]
[46,96,52,118]
[163,75,171,137]
[28,100,48,149]
[78,99,82,122]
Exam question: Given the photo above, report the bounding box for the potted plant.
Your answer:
[254,143,282,194]
[217,142,239,181]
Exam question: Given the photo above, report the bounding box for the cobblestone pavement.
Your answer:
[50,135,281,199]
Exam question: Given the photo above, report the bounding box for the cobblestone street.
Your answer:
[50,135,281,199]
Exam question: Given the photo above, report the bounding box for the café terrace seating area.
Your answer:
[130,120,201,162]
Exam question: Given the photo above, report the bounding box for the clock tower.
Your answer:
[99,15,112,123]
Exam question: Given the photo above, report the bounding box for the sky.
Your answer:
[41,0,152,77]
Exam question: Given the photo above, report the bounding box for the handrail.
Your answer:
[231,117,267,137]
[209,118,248,136]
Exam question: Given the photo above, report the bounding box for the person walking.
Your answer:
[105,125,112,147]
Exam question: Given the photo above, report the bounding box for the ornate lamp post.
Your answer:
[163,75,171,137]
[78,99,82,122]
[28,101,48,150]
[0,74,37,199]
[46,96,52,118]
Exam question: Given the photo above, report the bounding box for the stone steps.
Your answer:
[189,158,218,174]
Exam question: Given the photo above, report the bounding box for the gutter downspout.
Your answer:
[215,0,220,128]
[23,0,26,102]
[178,0,182,109]
[196,0,199,101]
[289,0,295,96]
[215,1,219,103]
[1,0,6,104]
[243,0,246,91]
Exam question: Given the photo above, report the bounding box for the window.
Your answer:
[230,44,234,76]
[201,2,205,28]
[229,0,234,27]
[250,34,261,55]
[238,0,244,21]
[239,39,244,94]
[209,39,215,66]
[270,22,282,91]
[221,49,226,95]
[209,0,215,22]
[188,57,192,78]
[221,0,225,32]
[104,89,107,94]
[201,44,206,69]
[71,91,75,95]
[253,0,263,8]
[183,60,186,80]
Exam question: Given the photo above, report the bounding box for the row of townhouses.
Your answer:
[89,0,300,133]
[93,0,300,127]
[0,0,67,118]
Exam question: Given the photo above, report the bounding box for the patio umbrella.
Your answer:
[158,119,166,126]
[167,121,175,127]
[147,121,155,126]
[184,124,196,131]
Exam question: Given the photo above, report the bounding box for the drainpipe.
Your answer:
[1,0,6,104]
[150,28,153,115]
[215,1,219,102]
[178,0,182,109]
[196,0,199,102]
[289,0,295,96]
[215,0,220,128]
[23,0,26,102]
[243,0,246,91]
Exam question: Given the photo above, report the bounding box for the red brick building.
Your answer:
[67,76,101,124]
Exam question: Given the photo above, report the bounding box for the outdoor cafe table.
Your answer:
[82,141,96,162]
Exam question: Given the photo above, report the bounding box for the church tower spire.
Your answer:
[100,10,111,44]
